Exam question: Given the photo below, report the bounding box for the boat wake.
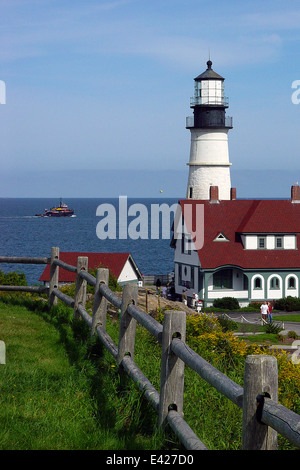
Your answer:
[0,216,38,219]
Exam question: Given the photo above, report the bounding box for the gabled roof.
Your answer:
[178,199,300,270]
[194,60,224,81]
[214,232,230,242]
[39,252,142,283]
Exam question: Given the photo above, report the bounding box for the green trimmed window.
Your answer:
[270,277,280,289]
[213,269,232,289]
[254,277,262,289]
[288,276,296,289]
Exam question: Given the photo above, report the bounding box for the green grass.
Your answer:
[273,314,300,322]
[0,295,170,450]
[238,333,280,344]
[0,294,298,451]
[0,295,244,451]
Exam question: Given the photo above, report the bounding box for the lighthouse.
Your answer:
[186,60,233,200]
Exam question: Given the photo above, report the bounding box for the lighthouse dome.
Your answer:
[194,60,224,81]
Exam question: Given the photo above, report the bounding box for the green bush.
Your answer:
[264,321,283,334]
[274,296,300,312]
[0,269,27,286]
[88,265,122,292]
[249,302,262,310]
[213,297,240,310]
[217,314,238,332]
[287,330,298,339]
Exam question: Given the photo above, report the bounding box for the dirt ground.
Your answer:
[108,286,196,317]
[137,287,196,315]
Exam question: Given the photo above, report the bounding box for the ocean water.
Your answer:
[0,198,178,285]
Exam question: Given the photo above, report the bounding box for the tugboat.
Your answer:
[35,199,75,217]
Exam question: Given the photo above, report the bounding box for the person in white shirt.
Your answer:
[260,301,268,322]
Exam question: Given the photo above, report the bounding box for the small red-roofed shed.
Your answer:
[39,252,142,286]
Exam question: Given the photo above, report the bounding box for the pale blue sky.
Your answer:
[1,0,300,197]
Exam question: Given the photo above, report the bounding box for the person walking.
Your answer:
[260,301,268,322]
[267,301,273,323]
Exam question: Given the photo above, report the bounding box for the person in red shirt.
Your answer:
[267,302,273,323]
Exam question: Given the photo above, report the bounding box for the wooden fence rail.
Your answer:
[0,248,300,450]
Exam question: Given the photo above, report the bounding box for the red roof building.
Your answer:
[173,185,300,307]
[39,252,142,286]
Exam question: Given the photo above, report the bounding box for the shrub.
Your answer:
[249,302,262,310]
[0,269,27,286]
[264,322,283,334]
[217,314,238,332]
[88,265,122,292]
[277,334,285,343]
[185,312,300,418]
[287,330,298,339]
[186,312,220,338]
[213,297,240,310]
[274,296,300,312]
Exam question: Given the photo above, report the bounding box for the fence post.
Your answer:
[158,310,186,428]
[74,256,88,320]
[117,283,138,366]
[242,355,278,450]
[49,247,59,308]
[91,268,109,336]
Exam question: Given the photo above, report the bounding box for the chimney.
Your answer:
[209,185,219,203]
[291,184,300,203]
[230,187,236,200]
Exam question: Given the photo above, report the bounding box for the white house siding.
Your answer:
[267,274,283,300]
[243,234,297,250]
[250,273,300,302]
[207,290,248,299]
[284,236,297,249]
[251,274,265,300]
[285,274,299,297]
[243,235,257,249]
[206,268,248,303]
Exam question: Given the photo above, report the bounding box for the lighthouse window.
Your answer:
[258,237,266,249]
[189,187,193,199]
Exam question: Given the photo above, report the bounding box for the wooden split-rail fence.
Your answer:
[0,247,300,451]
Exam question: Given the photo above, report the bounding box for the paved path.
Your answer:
[221,311,300,336]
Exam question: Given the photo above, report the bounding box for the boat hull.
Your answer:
[44,210,74,217]
[35,199,75,217]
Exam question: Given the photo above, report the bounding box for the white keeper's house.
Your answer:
[172,59,300,307]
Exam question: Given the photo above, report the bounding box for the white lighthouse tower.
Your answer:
[186,60,233,200]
